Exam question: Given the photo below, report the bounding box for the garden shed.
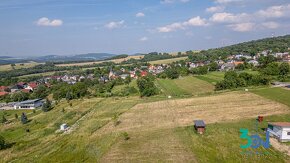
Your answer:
[194,120,206,134]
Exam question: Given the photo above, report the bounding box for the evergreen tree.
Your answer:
[21,113,28,124]
[42,98,52,112]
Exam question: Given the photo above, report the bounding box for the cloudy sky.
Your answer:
[0,0,290,57]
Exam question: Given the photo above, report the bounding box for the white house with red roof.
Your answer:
[25,82,38,91]
[268,122,290,142]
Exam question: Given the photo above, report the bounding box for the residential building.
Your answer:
[268,122,290,142]
[14,99,44,109]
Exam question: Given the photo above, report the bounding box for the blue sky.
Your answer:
[0,0,290,57]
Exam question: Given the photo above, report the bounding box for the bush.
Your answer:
[122,132,130,140]
[0,135,6,150]
[0,115,7,124]
[165,68,179,79]
[21,113,28,124]
[215,71,271,90]
[42,98,53,112]
[137,76,158,97]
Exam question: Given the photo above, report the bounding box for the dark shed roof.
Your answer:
[194,120,206,127]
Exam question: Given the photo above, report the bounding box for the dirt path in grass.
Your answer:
[270,138,290,157]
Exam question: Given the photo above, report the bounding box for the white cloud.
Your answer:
[136,12,145,17]
[36,17,63,27]
[262,21,280,29]
[227,23,255,32]
[105,20,125,29]
[206,6,225,13]
[139,37,148,41]
[180,0,190,3]
[210,12,250,23]
[157,23,184,32]
[160,0,190,4]
[256,4,290,18]
[214,0,241,4]
[183,16,208,26]
[157,16,208,33]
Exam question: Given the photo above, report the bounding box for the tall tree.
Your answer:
[42,98,52,112]
[21,113,28,124]
[278,62,290,81]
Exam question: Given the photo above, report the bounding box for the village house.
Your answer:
[0,92,9,97]
[234,61,244,66]
[17,82,28,89]
[189,62,205,69]
[120,74,129,80]
[25,82,38,91]
[248,60,259,66]
[283,54,290,62]
[220,62,235,71]
[14,99,44,110]
[268,122,290,142]
[0,86,8,92]
[10,84,23,93]
[141,71,148,77]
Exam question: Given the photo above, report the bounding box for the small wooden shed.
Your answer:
[60,124,69,131]
[194,120,206,134]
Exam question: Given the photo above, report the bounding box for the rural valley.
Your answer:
[1,0,290,162]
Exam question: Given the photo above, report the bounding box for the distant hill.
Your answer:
[201,34,290,56]
[32,53,117,62]
[0,53,117,65]
[0,56,13,59]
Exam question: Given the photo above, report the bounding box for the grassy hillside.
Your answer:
[56,55,144,67]
[0,62,41,72]
[1,91,289,162]
[195,71,225,85]
[149,57,188,65]
[251,87,290,107]
[156,76,215,97]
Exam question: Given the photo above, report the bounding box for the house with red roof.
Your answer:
[0,86,8,92]
[0,92,8,97]
[21,89,32,93]
[26,82,38,91]
[141,71,148,77]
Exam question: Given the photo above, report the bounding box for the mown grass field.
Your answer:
[56,55,144,67]
[0,109,41,121]
[1,91,290,162]
[97,91,290,162]
[149,57,188,65]
[0,62,41,72]
[251,87,290,107]
[111,80,138,95]
[156,76,215,97]
[195,71,225,85]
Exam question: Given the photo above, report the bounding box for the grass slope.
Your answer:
[156,76,215,97]
[175,113,290,162]
[0,62,41,72]
[251,87,290,107]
